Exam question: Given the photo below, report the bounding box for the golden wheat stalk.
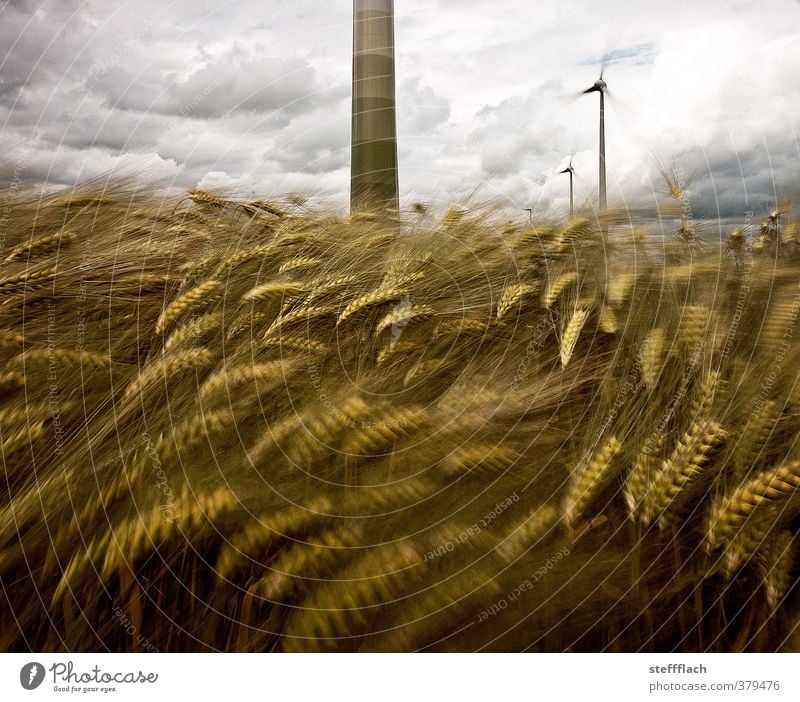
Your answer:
[706,460,800,550]
[218,244,277,271]
[279,257,321,274]
[123,348,213,400]
[640,420,727,528]
[560,307,589,368]
[306,274,357,302]
[758,530,796,610]
[200,360,296,403]
[98,484,238,582]
[155,280,222,335]
[679,305,711,355]
[0,265,59,294]
[250,525,364,604]
[164,311,222,351]
[247,200,286,218]
[0,371,25,392]
[241,282,305,303]
[563,435,623,527]
[733,400,779,480]
[3,229,73,263]
[543,271,577,309]
[443,442,518,479]
[1,419,45,457]
[688,370,724,422]
[215,496,333,580]
[225,311,268,342]
[641,328,666,389]
[433,319,487,339]
[404,358,449,387]
[720,510,777,575]
[606,272,635,306]
[338,284,408,325]
[13,348,111,370]
[496,505,561,563]
[264,305,334,338]
[624,433,664,519]
[496,284,536,321]
[376,340,416,367]
[281,540,423,651]
[375,304,433,336]
[261,335,326,354]
[0,329,24,348]
[340,404,426,456]
[760,299,799,347]
[560,217,592,243]
[598,306,617,334]
[157,410,236,461]
[187,190,227,209]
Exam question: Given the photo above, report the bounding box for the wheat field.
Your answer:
[0,184,798,652]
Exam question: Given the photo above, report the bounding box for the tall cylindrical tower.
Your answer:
[351,0,399,212]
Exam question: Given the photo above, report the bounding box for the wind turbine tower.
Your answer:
[351,0,399,213]
[582,70,608,211]
[560,158,575,217]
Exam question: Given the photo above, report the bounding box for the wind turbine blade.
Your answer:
[605,90,636,121]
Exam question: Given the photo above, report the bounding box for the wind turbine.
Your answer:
[351,0,399,213]
[559,157,575,217]
[581,68,608,211]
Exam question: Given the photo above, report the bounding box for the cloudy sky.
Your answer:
[1,0,799,217]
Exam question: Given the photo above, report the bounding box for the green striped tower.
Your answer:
[351,0,399,213]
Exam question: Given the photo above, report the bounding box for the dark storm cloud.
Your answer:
[91,54,346,119]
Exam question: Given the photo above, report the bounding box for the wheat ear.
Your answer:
[156,280,221,335]
[123,348,213,400]
[444,442,519,480]
[598,306,618,334]
[264,305,335,338]
[705,460,800,550]
[543,272,577,309]
[560,307,589,368]
[3,229,73,263]
[0,266,59,294]
[338,284,408,324]
[563,436,623,527]
[215,497,333,580]
[200,360,296,402]
[496,505,561,563]
[241,282,305,303]
[679,305,710,355]
[164,312,222,350]
[624,433,664,519]
[279,257,321,274]
[496,284,536,321]
[641,328,666,389]
[758,530,796,610]
[640,420,727,528]
[375,304,433,335]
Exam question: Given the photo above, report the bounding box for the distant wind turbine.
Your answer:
[351,0,399,213]
[581,67,608,211]
[559,157,575,217]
